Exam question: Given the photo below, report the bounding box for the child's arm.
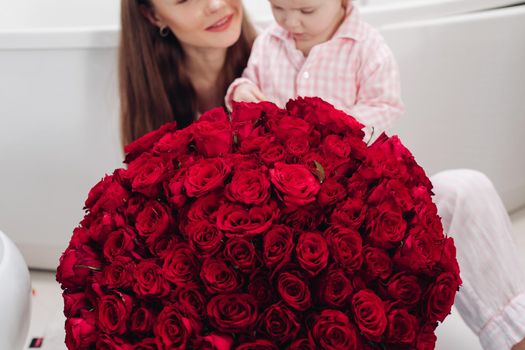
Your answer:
[225,35,266,110]
[348,45,405,139]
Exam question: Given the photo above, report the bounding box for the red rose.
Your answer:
[248,271,274,309]
[193,333,234,350]
[185,193,221,226]
[286,97,364,138]
[231,101,280,125]
[310,310,359,350]
[225,169,271,206]
[239,135,273,154]
[66,227,91,249]
[224,237,258,273]
[194,119,233,157]
[439,237,462,284]
[85,173,129,214]
[103,227,138,261]
[133,260,170,298]
[260,142,286,165]
[386,273,422,306]
[97,293,133,335]
[318,268,354,307]
[126,152,172,198]
[325,225,363,271]
[368,179,414,213]
[322,134,351,159]
[230,102,268,142]
[385,308,417,344]
[281,204,323,231]
[162,243,199,285]
[56,245,102,289]
[295,231,329,277]
[263,225,294,271]
[124,121,178,163]
[184,158,232,197]
[259,303,300,344]
[366,202,407,249]
[217,202,277,239]
[165,170,188,208]
[63,292,89,318]
[416,323,437,350]
[426,272,459,322]
[154,305,194,348]
[277,272,311,311]
[83,211,126,244]
[200,258,241,294]
[235,340,278,350]
[187,220,224,257]
[100,256,133,290]
[272,115,313,141]
[352,289,387,341]
[207,293,258,333]
[270,163,321,207]
[363,246,393,280]
[288,338,316,350]
[317,178,347,208]
[285,136,310,157]
[171,284,206,321]
[130,306,154,334]
[64,310,98,350]
[230,154,261,171]
[393,226,441,272]
[135,200,171,245]
[153,127,194,158]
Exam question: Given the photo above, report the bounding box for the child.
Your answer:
[226,0,404,139]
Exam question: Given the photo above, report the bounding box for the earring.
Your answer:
[159,26,170,37]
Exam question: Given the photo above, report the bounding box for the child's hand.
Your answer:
[232,83,266,103]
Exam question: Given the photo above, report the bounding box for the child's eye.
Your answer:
[300,9,315,14]
[272,5,283,11]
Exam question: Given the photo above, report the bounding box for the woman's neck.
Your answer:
[182,45,227,113]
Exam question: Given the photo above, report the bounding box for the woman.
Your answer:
[119,0,256,147]
[118,1,525,349]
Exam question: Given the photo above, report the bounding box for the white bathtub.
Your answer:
[1,0,524,273]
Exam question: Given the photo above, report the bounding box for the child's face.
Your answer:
[269,0,346,49]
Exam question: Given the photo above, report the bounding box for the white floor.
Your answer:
[24,208,525,350]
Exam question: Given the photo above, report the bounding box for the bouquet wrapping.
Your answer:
[57,97,461,350]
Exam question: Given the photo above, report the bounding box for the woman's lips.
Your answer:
[206,14,234,32]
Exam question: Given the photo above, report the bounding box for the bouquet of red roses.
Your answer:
[57,97,461,350]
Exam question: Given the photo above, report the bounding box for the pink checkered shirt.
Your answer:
[226,6,404,138]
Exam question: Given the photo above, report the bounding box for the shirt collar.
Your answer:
[269,5,365,43]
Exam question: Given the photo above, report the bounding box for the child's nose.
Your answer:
[284,15,301,31]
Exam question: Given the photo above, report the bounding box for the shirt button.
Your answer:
[303,71,310,79]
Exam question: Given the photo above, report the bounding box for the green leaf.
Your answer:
[313,160,326,184]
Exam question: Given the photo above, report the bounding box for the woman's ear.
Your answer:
[139,4,164,28]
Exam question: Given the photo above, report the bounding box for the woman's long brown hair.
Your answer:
[119,0,257,147]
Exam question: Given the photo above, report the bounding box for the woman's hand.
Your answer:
[232,83,266,103]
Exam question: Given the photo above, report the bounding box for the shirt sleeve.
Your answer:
[346,42,405,141]
[225,34,266,111]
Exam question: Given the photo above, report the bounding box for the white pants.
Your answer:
[432,169,525,350]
